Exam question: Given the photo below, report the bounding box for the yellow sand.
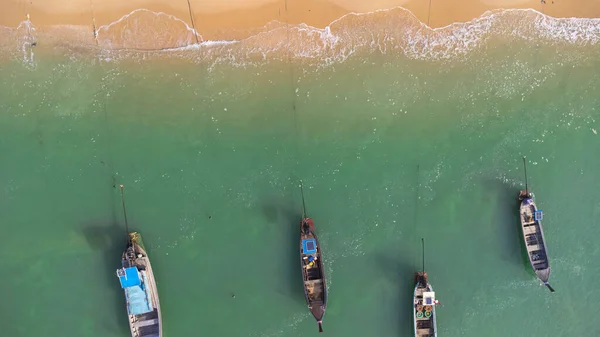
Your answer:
[1,0,599,43]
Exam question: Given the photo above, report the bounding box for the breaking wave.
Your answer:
[96,8,201,50]
[1,7,600,65]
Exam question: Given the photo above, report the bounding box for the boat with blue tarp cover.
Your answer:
[117,185,162,337]
[518,157,554,293]
[298,181,327,332]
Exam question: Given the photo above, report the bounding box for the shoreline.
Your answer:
[2,0,600,42]
[1,0,600,64]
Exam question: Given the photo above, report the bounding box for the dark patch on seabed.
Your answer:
[81,220,130,335]
[259,193,305,304]
[482,178,533,275]
[374,252,414,336]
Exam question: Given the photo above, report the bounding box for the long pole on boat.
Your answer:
[120,185,131,241]
[522,156,529,195]
[300,180,307,219]
[421,238,425,273]
[544,282,555,293]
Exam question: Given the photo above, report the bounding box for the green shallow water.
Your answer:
[0,39,600,337]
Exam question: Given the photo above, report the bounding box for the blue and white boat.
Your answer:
[116,185,162,337]
[413,272,437,337]
[117,232,162,337]
[413,239,438,337]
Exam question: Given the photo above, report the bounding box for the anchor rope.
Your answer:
[283,0,302,173]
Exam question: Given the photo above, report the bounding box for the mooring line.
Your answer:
[101,81,119,201]
[427,0,432,27]
[185,0,200,44]
[89,0,99,46]
[413,164,421,268]
[283,0,302,167]
[413,164,421,227]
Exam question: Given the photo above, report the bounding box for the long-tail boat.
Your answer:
[299,180,327,332]
[116,185,163,337]
[413,238,438,337]
[518,157,555,293]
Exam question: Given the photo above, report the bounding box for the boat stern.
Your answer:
[309,305,326,323]
[535,267,551,283]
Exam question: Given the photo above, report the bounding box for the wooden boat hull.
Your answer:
[413,272,437,337]
[119,232,162,337]
[299,218,327,332]
[518,191,551,285]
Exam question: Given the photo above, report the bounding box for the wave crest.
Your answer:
[96,8,201,50]
[1,7,600,64]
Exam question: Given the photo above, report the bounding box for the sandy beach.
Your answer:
[2,0,600,45]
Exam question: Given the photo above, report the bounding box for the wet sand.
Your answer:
[1,0,600,44]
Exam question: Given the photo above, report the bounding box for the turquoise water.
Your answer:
[1,8,600,337]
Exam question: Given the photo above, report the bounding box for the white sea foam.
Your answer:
[1,7,600,65]
[250,312,310,337]
[12,20,37,66]
[96,8,201,50]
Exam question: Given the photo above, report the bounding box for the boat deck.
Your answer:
[133,257,148,270]
[414,284,436,337]
[131,310,160,337]
[121,242,162,337]
[301,246,324,302]
[520,203,549,270]
[304,279,324,302]
[300,221,326,314]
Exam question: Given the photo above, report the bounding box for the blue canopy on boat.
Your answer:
[117,267,141,289]
[535,210,543,221]
[302,239,317,254]
[125,281,153,315]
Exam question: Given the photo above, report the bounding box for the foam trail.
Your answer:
[15,17,36,65]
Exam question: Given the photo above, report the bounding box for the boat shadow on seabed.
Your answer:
[81,220,130,335]
[375,253,415,336]
[482,178,533,275]
[260,193,305,304]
